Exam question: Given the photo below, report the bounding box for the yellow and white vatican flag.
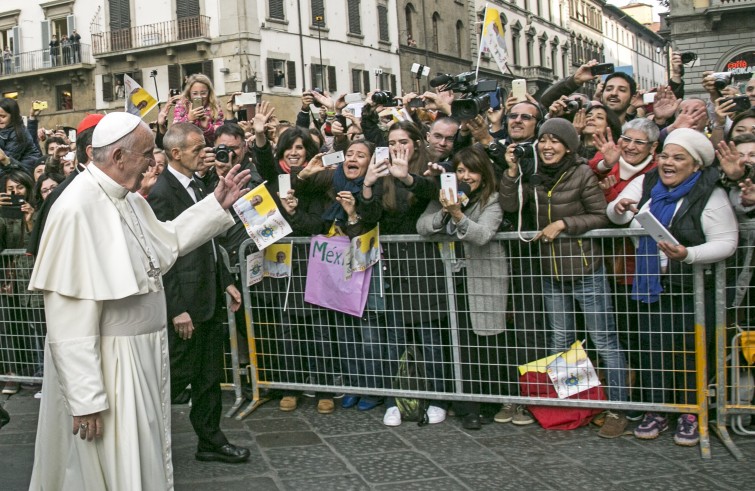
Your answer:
[123,74,157,118]
[479,3,509,76]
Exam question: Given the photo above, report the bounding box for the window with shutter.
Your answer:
[109,0,131,50]
[362,70,370,93]
[202,60,214,83]
[176,0,201,39]
[268,59,287,87]
[311,0,324,25]
[269,0,285,21]
[109,0,131,29]
[286,61,296,89]
[378,5,389,42]
[168,64,182,91]
[311,65,323,90]
[266,58,275,88]
[102,74,114,102]
[41,21,50,66]
[347,0,361,35]
[327,66,337,93]
[176,0,200,18]
[351,69,361,93]
[390,74,396,95]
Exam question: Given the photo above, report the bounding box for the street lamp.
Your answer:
[315,14,324,89]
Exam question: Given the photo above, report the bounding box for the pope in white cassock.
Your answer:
[26,112,251,490]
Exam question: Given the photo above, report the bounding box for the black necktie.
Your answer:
[189,178,205,201]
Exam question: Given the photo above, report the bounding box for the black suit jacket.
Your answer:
[147,168,232,323]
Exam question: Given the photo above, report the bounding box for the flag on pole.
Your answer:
[480,4,509,75]
[123,73,157,118]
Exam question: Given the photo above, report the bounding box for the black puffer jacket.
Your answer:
[0,126,41,175]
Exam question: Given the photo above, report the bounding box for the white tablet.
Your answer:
[634,211,680,246]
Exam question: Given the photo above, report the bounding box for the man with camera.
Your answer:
[541,60,637,124]
[147,122,250,464]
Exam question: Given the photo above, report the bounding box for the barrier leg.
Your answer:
[712,326,744,459]
[695,323,711,460]
[710,264,745,460]
[224,292,244,418]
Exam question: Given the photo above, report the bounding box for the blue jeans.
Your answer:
[384,318,449,409]
[337,310,389,390]
[543,267,627,402]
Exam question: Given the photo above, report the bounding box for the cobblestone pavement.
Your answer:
[2,390,754,490]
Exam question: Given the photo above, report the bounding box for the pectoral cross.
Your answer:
[147,259,161,279]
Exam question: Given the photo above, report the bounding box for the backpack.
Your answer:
[394,346,429,425]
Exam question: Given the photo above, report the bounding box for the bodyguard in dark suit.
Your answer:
[147,122,250,464]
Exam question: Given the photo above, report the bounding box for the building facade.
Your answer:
[602,3,666,91]
[661,0,755,99]
[0,0,99,129]
[567,0,605,96]
[472,0,572,98]
[0,0,404,127]
[395,0,471,95]
[255,0,401,121]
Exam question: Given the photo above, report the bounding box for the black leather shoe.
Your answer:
[171,388,191,405]
[462,414,482,430]
[196,443,251,463]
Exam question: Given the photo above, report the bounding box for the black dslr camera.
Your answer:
[512,143,540,184]
[372,91,400,107]
[213,144,234,164]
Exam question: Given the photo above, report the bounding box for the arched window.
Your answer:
[432,12,440,52]
[405,3,414,41]
[456,20,464,58]
[511,26,521,66]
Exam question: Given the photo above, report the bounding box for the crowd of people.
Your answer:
[1,51,755,488]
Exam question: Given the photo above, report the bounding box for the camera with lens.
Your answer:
[169,88,180,97]
[429,71,498,120]
[213,144,234,164]
[512,143,540,184]
[308,88,325,107]
[711,72,732,91]
[513,143,536,160]
[372,91,400,107]
[450,81,498,120]
[564,98,582,115]
[681,52,697,65]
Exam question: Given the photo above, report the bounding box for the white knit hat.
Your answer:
[663,128,715,168]
[92,112,143,148]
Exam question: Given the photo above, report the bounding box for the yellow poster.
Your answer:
[481,4,509,75]
[123,74,157,118]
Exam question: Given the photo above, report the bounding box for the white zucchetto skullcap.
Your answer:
[92,112,143,148]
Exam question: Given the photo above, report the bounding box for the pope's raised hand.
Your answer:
[214,164,252,209]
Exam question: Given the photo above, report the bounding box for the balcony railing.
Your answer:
[91,15,211,55]
[0,44,93,76]
[710,0,751,5]
[521,66,554,80]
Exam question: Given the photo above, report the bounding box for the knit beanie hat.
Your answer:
[538,118,580,153]
[663,128,715,168]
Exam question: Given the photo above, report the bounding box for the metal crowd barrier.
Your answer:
[713,223,755,460]
[234,228,721,459]
[5,225,753,461]
[0,247,245,406]
[0,249,44,390]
